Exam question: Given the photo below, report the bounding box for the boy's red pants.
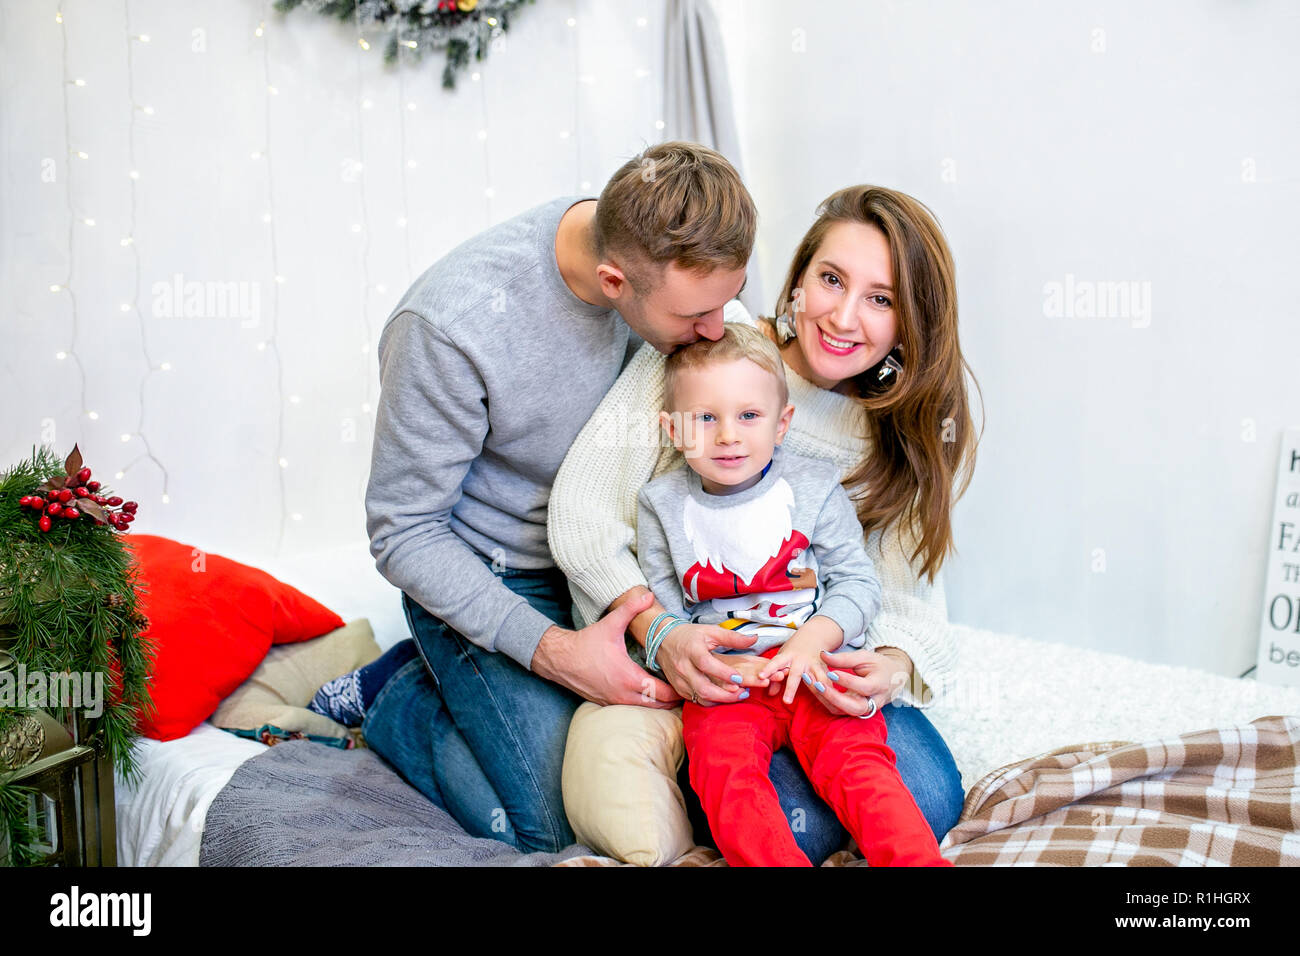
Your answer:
[681,649,951,867]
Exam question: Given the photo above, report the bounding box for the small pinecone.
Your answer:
[105,593,126,608]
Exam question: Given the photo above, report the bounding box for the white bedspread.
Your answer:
[113,539,1300,865]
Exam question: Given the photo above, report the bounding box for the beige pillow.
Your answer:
[562,702,695,866]
[210,618,382,739]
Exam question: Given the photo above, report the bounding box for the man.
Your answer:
[363,142,756,852]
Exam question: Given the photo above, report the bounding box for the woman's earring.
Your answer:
[775,312,797,345]
[876,346,903,384]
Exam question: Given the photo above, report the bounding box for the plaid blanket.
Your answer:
[556,715,1300,867]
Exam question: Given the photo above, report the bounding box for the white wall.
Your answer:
[1,0,665,551]
[715,0,1300,677]
[4,0,1297,680]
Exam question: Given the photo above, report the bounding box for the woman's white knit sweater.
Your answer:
[546,302,956,707]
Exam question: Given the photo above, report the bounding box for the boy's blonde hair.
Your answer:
[595,142,756,293]
[664,322,788,411]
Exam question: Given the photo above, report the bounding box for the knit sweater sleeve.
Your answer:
[861,519,956,708]
[546,341,670,628]
[366,311,555,669]
[547,300,755,628]
[806,478,882,650]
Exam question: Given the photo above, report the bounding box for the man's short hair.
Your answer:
[594,141,756,293]
[664,322,788,411]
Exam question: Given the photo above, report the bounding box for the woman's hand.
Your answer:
[813,647,913,717]
[719,653,772,691]
[656,622,759,705]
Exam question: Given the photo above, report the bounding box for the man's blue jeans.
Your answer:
[362,565,965,859]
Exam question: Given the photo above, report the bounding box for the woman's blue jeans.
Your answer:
[362,565,965,860]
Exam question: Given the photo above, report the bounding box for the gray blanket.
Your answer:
[199,739,594,866]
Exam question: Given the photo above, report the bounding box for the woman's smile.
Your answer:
[815,326,863,356]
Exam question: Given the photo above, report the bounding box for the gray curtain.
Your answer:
[663,0,763,317]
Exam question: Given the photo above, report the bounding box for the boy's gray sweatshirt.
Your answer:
[366,196,638,670]
[635,446,882,655]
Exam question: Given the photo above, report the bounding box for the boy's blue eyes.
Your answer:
[695,411,760,422]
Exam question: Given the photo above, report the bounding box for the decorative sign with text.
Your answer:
[1257,428,1300,687]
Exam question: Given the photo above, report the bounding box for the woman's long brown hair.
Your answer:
[770,186,982,583]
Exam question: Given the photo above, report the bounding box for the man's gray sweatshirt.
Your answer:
[366,196,638,669]
[636,446,883,656]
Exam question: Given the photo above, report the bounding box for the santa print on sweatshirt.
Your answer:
[636,446,883,656]
[680,474,822,636]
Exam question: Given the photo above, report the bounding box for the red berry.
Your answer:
[107,496,123,507]
[93,518,105,526]
[123,501,138,513]
[39,515,52,532]
[19,496,31,507]
[119,513,134,523]
[92,495,106,505]
[74,486,90,498]
[77,467,92,483]
[63,507,80,519]
[31,496,45,509]
[47,502,63,516]
[58,489,73,503]
[87,480,100,491]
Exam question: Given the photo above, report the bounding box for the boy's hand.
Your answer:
[759,617,845,705]
[759,632,832,705]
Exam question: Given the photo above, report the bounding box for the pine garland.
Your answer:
[275,0,536,90]
[0,445,156,865]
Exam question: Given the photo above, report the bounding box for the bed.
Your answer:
[113,539,1300,867]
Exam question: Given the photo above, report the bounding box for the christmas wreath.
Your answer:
[275,0,537,90]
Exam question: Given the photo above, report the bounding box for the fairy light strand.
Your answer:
[53,2,89,443]
[354,7,376,503]
[257,5,289,554]
[396,21,414,285]
[570,5,583,194]
[122,0,171,503]
[477,61,493,224]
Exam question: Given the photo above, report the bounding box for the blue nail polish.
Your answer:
[814,681,826,692]
[801,673,812,685]
[828,672,840,682]
[738,690,749,700]
[729,674,743,683]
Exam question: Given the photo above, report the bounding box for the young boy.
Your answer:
[635,323,950,866]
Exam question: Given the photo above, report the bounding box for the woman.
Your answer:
[547,184,981,862]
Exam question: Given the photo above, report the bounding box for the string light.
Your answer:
[118,0,171,504]
[476,57,492,223]
[569,11,583,194]
[258,2,290,554]
[53,1,89,459]
[395,22,414,282]
[351,6,379,503]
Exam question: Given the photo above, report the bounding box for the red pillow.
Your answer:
[124,534,344,741]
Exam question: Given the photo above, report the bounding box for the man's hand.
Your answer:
[530,592,677,707]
